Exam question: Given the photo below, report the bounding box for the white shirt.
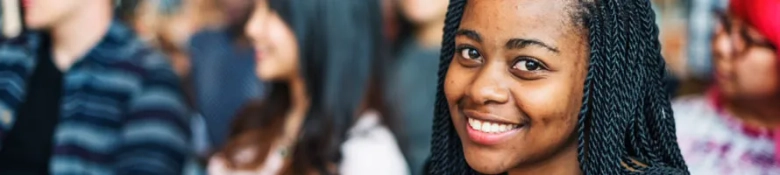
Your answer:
[339,110,410,175]
[673,95,780,175]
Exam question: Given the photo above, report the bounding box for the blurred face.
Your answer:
[23,0,84,29]
[713,17,779,100]
[444,0,587,174]
[133,0,162,41]
[399,0,448,25]
[246,1,300,81]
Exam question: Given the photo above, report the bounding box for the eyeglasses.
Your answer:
[714,11,777,59]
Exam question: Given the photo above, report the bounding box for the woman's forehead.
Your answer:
[458,0,583,50]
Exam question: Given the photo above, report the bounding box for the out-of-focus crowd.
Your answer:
[0,0,777,174]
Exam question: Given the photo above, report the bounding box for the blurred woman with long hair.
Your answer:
[207,0,408,174]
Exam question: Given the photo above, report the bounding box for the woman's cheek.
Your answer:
[515,80,572,115]
[444,63,472,105]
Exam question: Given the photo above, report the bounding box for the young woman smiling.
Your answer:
[428,0,689,174]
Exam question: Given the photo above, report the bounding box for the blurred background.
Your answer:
[1,0,778,174]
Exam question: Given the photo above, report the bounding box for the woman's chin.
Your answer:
[255,70,279,82]
[462,148,514,174]
[465,161,508,174]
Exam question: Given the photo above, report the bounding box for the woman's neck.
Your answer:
[288,76,309,113]
[283,76,310,138]
[726,97,780,130]
[414,20,444,49]
[51,2,112,71]
[507,141,581,175]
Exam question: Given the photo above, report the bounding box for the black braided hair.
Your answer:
[429,0,689,174]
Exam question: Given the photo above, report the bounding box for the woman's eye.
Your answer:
[513,59,543,71]
[460,48,482,60]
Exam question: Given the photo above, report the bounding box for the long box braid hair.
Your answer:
[428,0,689,174]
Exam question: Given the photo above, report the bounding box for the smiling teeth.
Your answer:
[468,118,518,133]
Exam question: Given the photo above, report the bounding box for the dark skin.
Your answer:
[444,0,588,174]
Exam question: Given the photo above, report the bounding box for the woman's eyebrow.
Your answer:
[456,28,559,54]
[506,38,560,54]
[456,29,482,43]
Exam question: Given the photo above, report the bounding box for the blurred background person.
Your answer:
[384,0,447,174]
[673,0,780,174]
[209,0,407,174]
[185,0,265,155]
[126,0,192,78]
[128,0,265,158]
[0,0,190,174]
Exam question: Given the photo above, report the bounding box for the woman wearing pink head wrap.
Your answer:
[673,0,780,174]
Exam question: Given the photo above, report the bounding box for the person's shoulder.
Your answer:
[340,112,409,175]
[342,123,403,157]
[104,40,183,105]
[0,31,43,61]
[347,111,397,142]
[112,42,179,85]
[340,135,409,175]
[670,94,724,139]
[96,22,178,77]
[671,95,713,119]
[671,94,708,107]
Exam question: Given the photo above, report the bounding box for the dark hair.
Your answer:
[222,0,255,41]
[115,0,141,21]
[222,0,388,174]
[428,0,689,174]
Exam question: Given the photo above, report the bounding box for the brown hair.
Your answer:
[220,83,292,171]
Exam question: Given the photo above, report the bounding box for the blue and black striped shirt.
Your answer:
[0,21,191,175]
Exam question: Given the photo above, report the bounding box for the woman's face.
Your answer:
[444,0,588,174]
[713,17,779,100]
[246,0,300,81]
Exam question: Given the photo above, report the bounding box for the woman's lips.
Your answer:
[254,50,263,62]
[466,118,523,146]
[462,110,525,146]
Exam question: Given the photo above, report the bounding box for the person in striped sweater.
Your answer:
[0,0,190,174]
